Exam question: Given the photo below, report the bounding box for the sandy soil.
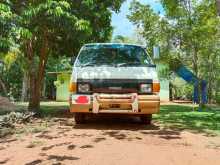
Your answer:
[0,116,220,165]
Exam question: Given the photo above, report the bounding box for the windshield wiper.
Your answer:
[80,62,97,67]
[81,63,114,67]
[81,64,96,67]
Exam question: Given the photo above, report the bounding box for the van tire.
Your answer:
[140,114,152,124]
[74,113,86,124]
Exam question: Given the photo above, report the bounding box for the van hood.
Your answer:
[72,66,158,81]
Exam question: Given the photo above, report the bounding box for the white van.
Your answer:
[69,43,160,124]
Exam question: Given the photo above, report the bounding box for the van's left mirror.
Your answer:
[153,46,160,59]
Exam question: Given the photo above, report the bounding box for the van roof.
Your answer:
[84,43,146,49]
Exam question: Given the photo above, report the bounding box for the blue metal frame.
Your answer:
[175,66,207,104]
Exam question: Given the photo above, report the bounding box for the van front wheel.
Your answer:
[74,113,86,124]
[140,114,152,124]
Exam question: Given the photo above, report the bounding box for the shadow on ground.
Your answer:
[71,114,183,140]
[72,105,220,136]
[3,103,219,138]
[73,115,160,131]
[154,105,220,136]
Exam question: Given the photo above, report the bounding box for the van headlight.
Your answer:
[139,84,152,93]
[77,83,91,93]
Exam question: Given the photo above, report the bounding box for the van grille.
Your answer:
[77,79,152,94]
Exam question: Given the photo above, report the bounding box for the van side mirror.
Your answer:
[153,46,160,59]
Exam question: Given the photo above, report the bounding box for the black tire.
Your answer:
[140,114,152,125]
[74,113,86,124]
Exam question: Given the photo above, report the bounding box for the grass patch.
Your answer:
[39,102,69,117]
[155,105,220,135]
[14,102,69,117]
[8,102,220,136]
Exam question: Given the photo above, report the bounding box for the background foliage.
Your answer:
[128,0,220,103]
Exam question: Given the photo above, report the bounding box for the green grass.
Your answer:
[37,102,220,135]
[14,101,69,117]
[155,105,220,136]
[39,102,69,117]
[3,102,220,135]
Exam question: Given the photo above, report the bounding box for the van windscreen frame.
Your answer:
[75,44,154,67]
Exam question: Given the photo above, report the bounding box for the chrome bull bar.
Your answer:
[93,93,138,113]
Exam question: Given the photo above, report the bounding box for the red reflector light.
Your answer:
[76,96,89,104]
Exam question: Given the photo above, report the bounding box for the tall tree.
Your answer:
[0,0,124,112]
[128,0,220,103]
[161,0,220,103]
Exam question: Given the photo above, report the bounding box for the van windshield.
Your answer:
[75,44,153,67]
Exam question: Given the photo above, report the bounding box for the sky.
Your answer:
[111,0,164,37]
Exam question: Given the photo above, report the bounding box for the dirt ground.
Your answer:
[0,116,220,165]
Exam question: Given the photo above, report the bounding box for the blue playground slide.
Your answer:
[175,66,207,104]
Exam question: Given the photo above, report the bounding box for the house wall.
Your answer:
[156,64,170,101]
[159,79,170,101]
[56,73,70,101]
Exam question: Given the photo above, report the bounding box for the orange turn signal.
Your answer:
[153,82,160,93]
[69,82,76,93]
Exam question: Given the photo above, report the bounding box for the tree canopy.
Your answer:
[0,0,124,111]
[128,0,220,103]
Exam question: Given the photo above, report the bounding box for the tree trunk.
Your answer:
[192,46,198,79]
[42,78,46,100]
[0,77,7,96]
[21,71,29,102]
[208,81,212,104]
[28,74,40,111]
[25,38,39,112]
[28,30,48,112]
[207,66,213,104]
[169,82,173,101]
[192,46,202,105]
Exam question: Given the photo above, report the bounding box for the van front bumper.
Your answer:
[69,93,160,114]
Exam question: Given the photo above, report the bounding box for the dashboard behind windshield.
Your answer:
[75,44,153,67]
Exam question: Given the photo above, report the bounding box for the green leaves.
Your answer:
[0,2,14,52]
[0,3,12,18]
[128,0,165,57]
[19,28,32,39]
[58,1,70,10]
[75,19,91,33]
[129,0,220,103]
[0,0,125,103]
